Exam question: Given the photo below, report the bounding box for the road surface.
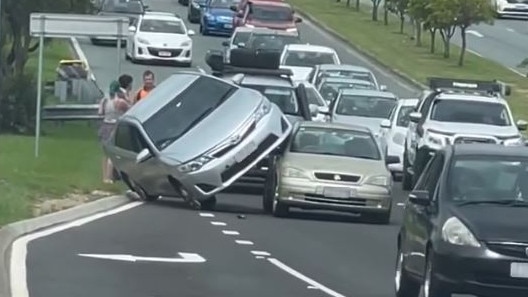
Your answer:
[13,1,443,297]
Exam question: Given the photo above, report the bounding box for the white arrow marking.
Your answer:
[78,252,206,263]
[466,30,483,38]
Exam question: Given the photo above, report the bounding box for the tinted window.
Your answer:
[247,34,300,51]
[143,76,236,150]
[319,70,375,85]
[430,100,510,126]
[251,4,293,21]
[139,19,185,34]
[114,123,148,153]
[335,95,396,119]
[396,105,415,127]
[102,0,144,14]
[243,85,298,115]
[290,126,381,160]
[283,51,337,67]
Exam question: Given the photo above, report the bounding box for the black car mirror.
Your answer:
[221,40,230,47]
[385,155,400,165]
[205,49,225,72]
[409,190,430,206]
[136,148,152,164]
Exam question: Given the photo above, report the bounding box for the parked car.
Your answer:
[231,1,301,32]
[264,121,399,222]
[199,0,240,35]
[396,143,528,297]
[103,71,292,210]
[187,0,208,23]
[91,0,147,45]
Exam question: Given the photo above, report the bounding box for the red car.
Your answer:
[231,1,302,34]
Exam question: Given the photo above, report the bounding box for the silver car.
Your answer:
[104,71,292,210]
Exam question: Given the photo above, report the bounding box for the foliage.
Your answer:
[427,0,458,58]
[387,0,409,33]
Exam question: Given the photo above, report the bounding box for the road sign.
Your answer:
[78,252,206,263]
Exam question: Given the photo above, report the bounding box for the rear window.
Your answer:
[143,76,237,150]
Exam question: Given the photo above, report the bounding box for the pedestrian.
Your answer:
[98,80,132,184]
[134,70,156,103]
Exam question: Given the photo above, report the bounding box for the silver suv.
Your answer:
[402,77,527,190]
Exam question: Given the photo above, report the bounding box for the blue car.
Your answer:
[200,0,239,36]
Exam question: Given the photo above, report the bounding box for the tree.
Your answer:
[371,0,384,21]
[408,0,429,46]
[455,0,494,66]
[388,0,410,33]
[383,0,390,25]
[427,0,458,58]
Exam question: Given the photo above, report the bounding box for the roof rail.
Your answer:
[427,77,511,97]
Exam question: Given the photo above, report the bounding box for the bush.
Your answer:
[0,73,38,134]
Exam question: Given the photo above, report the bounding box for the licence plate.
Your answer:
[323,187,351,199]
[224,24,233,29]
[234,141,257,163]
[510,263,528,278]
[158,51,171,57]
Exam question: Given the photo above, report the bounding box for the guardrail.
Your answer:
[42,104,102,121]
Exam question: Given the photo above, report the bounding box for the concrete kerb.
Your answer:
[292,5,428,90]
[0,195,129,297]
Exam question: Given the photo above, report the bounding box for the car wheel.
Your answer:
[395,245,420,297]
[423,248,451,297]
[401,150,413,191]
[262,158,276,213]
[200,196,217,211]
[131,180,159,202]
[272,196,289,217]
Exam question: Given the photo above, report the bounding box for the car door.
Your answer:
[295,83,312,120]
[407,92,434,164]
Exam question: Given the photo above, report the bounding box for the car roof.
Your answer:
[435,92,507,104]
[319,64,371,72]
[322,77,372,84]
[451,143,528,158]
[240,75,293,87]
[298,121,372,134]
[340,89,397,98]
[284,44,336,53]
[142,13,181,21]
[251,1,291,7]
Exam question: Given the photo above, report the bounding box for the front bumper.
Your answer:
[432,241,528,297]
[132,44,192,63]
[497,6,528,17]
[176,105,291,201]
[204,19,234,35]
[278,178,391,213]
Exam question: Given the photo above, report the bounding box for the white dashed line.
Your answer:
[251,251,271,256]
[268,258,346,297]
[210,221,227,226]
[255,256,265,259]
[397,202,405,207]
[466,30,484,38]
[467,49,482,57]
[199,213,215,217]
[222,230,240,235]
[235,240,254,245]
[509,67,526,77]
[307,286,318,289]
[506,27,515,32]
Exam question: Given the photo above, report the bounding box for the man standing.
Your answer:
[134,70,156,103]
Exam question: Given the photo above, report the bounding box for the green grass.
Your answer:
[289,0,528,121]
[26,38,75,82]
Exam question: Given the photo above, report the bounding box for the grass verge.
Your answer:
[288,0,528,120]
[0,39,119,226]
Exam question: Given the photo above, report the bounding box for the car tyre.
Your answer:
[423,248,451,297]
[401,150,413,191]
[395,245,420,297]
[272,197,289,217]
[131,180,159,202]
[200,196,217,211]
[262,158,276,213]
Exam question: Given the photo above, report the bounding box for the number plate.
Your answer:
[224,24,233,29]
[323,187,351,199]
[158,51,171,57]
[510,263,528,278]
[234,141,257,163]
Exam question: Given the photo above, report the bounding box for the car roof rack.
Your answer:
[427,77,510,97]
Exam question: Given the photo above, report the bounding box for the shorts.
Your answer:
[98,122,115,143]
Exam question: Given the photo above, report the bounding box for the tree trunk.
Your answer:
[458,26,467,66]
[443,39,450,58]
[430,29,436,53]
[346,0,351,7]
[399,14,405,33]
[383,0,389,25]
[415,20,422,46]
[356,0,360,11]
[372,2,379,21]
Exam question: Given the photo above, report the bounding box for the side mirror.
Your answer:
[136,148,152,163]
[128,25,136,32]
[380,119,391,129]
[188,29,196,36]
[385,155,400,165]
[294,16,302,23]
[230,5,238,11]
[380,85,387,91]
[517,120,527,131]
[237,42,246,48]
[309,104,319,117]
[222,40,230,47]
[408,190,430,206]
[205,49,225,72]
[409,111,422,123]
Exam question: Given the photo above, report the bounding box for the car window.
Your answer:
[247,34,300,51]
[139,19,185,34]
[232,32,251,46]
[143,76,237,150]
[396,105,415,127]
[305,86,324,106]
[114,122,148,153]
[320,70,375,85]
[430,99,510,126]
[209,0,238,8]
[319,81,376,100]
[335,95,396,119]
[290,126,381,160]
[413,152,443,194]
[243,85,298,115]
[250,4,293,21]
[102,0,144,14]
[283,51,337,67]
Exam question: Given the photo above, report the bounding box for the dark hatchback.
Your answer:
[396,143,528,297]
[91,0,147,45]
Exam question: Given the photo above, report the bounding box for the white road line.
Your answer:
[268,258,346,297]
[307,286,318,289]
[506,27,515,32]
[251,250,271,256]
[10,202,143,297]
[199,213,215,217]
[467,49,482,57]
[222,230,240,235]
[255,256,265,259]
[210,221,227,226]
[466,30,484,38]
[509,67,526,77]
[235,240,254,245]
[397,202,405,207]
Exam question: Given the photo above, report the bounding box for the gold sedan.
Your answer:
[263,121,399,223]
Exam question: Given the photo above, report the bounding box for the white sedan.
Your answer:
[279,44,341,81]
[378,98,419,180]
[126,12,195,66]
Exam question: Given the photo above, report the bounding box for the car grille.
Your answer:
[487,242,528,258]
[304,194,367,206]
[147,47,183,57]
[453,136,498,144]
[212,121,256,158]
[314,173,361,183]
[221,134,278,182]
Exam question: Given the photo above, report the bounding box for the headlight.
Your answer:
[254,99,271,123]
[441,217,481,247]
[137,37,150,45]
[503,137,523,146]
[286,28,298,33]
[181,41,191,47]
[205,13,215,21]
[177,156,213,173]
[365,175,390,187]
[424,130,448,149]
[282,167,308,179]
[245,24,255,28]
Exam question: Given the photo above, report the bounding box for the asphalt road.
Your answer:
[18,1,429,297]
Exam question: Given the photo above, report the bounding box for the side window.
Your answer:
[114,123,148,153]
[415,153,444,195]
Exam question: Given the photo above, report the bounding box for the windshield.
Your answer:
[318,70,375,86]
[283,51,337,67]
[305,86,324,106]
[430,99,511,126]
[102,0,143,14]
[396,105,415,127]
[140,19,185,34]
[243,85,298,115]
[449,157,528,203]
[319,81,376,102]
[210,0,238,8]
[336,95,396,119]
[232,32,251,46]
[290,126,381,160]
[248,34,300,51]
[251,5,293,21]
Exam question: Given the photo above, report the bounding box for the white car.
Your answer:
[279,44,340,81]
[378,98,419,179]
[493,0,528,18]
[221,26,253,64]
[126,12,195,66]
